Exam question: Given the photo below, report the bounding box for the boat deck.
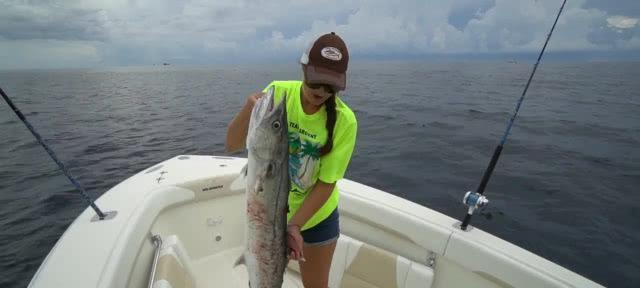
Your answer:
[191,246,303,288]
[27,155,604,288]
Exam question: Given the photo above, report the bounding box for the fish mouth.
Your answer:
[258,86,275,115]
[252,87,274,123]
[250,86,286,132]
[261,86,285,119]
[267,88,275,112]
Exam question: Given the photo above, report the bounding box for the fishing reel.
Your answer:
[457,191,490,231]
[463,191,489,210]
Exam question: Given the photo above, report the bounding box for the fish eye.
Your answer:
[272,121,281,129]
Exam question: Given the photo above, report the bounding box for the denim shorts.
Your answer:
[300,208,340,246]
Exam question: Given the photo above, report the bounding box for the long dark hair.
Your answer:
[320,95,336,156]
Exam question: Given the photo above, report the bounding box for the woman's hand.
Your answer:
[225,91,265,152]
[286,224,306,262]
[246,91,265,108]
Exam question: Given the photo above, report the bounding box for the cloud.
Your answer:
[0,0,639,69]
[0,1,109,41]
[583,0,640,17]
[607,16,639,30]
[261,0,632,54]
[448,0,495,30]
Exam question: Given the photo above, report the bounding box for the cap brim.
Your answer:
[303,65,346,91]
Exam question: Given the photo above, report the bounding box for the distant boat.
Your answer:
[163,63,170,66]
[507,59,518,64]
[28,155,604,288]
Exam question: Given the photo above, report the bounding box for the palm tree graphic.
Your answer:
[287,131,320,189]
[297,140,320,187]
[288,132,302,178]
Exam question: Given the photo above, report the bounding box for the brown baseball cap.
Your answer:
[300,32,349,91]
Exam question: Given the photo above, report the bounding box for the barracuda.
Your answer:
[238,86,290,288]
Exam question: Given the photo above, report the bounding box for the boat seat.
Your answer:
[152,235,196,288]
[288,235,434,288]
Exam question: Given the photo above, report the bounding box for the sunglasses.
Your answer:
[305,83,336,94]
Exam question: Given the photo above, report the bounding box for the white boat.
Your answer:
[27,155,603,288]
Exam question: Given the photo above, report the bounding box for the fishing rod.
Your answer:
[459,0,568,231]
[1,87,115,221]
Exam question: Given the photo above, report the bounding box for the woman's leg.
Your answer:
[299,241,337,288]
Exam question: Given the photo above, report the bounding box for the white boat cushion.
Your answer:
[329,235,434,288]
[152,279,174,288]
[153,235,196,288]
[403,258,434,288]
[286,235,434,288]
[161,235,195,275]
[328,236,351,287]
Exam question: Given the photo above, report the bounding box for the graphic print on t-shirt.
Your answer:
[288,129,321,193]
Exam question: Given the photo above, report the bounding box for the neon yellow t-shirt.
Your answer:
[263,80,357,230]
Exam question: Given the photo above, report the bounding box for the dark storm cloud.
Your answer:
[0,2,108,41]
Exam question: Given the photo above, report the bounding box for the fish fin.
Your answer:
[233,254,245,267]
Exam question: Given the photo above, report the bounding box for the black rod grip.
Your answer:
[476,145,504,195]
[460,213,473,231]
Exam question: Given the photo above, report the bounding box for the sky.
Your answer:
[0,0,639,69]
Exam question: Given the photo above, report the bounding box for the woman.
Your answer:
[225,32,357,288]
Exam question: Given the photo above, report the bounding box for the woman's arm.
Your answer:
[286,180,335,261]
[288,180,335,228]
[286,118,357,260]
[225,91,264,152]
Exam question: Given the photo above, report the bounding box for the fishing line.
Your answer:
[1,87,114,221]
[459,0,568,231]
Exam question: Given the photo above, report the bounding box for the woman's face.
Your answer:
[301,82,335,107]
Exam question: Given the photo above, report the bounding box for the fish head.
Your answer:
[247,86,288,162]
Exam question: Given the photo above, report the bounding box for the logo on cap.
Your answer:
[321,47,342,61]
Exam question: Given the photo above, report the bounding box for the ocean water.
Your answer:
[1,61,639,287]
